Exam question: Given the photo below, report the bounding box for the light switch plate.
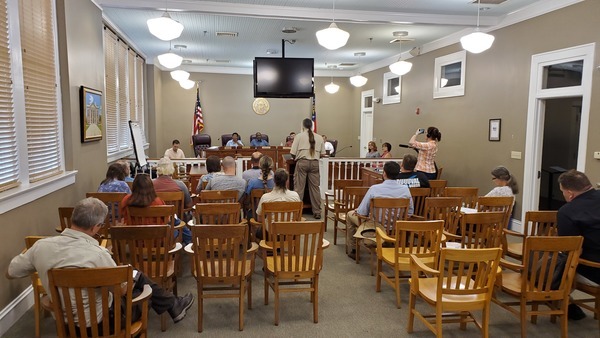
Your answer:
[594,151,600,159]
[511,151,522,160]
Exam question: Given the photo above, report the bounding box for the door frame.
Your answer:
[360,89,374,157]
[522,43,595,224]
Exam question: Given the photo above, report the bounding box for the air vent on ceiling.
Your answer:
[216,31,238,37]
[338,63,356,67]
[214,59,230,63]
[472,0,506,4]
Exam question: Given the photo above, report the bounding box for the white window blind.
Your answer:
[103,26,146,158]
[0,0,18,192]
[104,28,118,154]
[20,0,61,182]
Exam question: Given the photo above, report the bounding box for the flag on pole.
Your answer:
[311,96,317,132]
[192,84,204,136]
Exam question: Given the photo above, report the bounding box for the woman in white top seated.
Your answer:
[486,166,518,197]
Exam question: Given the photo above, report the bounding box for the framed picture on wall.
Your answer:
[489,118,501,141]
[382,72,400,104]
[433,50,466,99]
[80,86,103,142]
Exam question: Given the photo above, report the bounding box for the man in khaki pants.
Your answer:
[290,118,325,219]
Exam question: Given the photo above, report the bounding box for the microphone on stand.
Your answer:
[399,144,418,153]
[333,145,352,157]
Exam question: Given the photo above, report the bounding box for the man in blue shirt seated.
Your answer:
[345,161,413,259]
[250,132,269,147]
[225,132,244,147]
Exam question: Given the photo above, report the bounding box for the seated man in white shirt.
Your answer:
[225,132,244,147]
[322,135,334,156]
[164,139,185,159]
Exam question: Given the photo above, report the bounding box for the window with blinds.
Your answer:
[0,0,18,192]
[19,0,62,182]
[103,26,146,158]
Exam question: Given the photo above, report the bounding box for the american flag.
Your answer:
[311,96,317,132]
[192,84,204,135]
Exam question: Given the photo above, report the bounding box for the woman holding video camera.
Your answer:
[408,126,441,180]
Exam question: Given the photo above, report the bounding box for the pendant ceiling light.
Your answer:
[349,52,368,87]
[316,1,349,50]
[389,32,412,76]
[325,77,340,94]
[460,0,495,53]
[179,79,195,90]
[147,1,184,41]
[170,70,190,82]
[158,43,184,69]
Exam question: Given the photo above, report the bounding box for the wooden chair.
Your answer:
[246,188,271,237]
[156,191,186,218]
[199,190,238,203]
[423,197,462,241]
[492,236,583,338]
[504,210,558,262]
[257,201,303,256]
[450,211,505,249]
[186,224,258,332]
[444,187,479,208]
[24,236,49,338]
[126,205,175,226]
[572,258,600,330]
[435,166,443,180]
[355,197,411,275]
[477,195,514,230]
[408,247,503,337]
[55,207,74,233]
[409,187,431,219]
[262,221,325,325]
[110,224,181,332]
[86,192,128,237]
[428,180,447,197]
[194,202,242,225]
[376,220,444,308]
[47,265,152,338]
[333,186,369,252]
[324,179,362,231]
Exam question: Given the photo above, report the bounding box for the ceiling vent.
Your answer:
[472,0,506,4]
[390,31,415,44]
[214,59,230,63]
[338,63,356,67]
[216,31,238,37]
[282,27,297,34]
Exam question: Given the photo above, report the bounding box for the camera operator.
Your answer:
[408,127,441,180]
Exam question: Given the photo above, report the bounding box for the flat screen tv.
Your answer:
[253,57,314,98]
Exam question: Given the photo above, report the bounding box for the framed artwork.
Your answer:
[382,72,400,104]
[489,118,501,141]
[433,50,466,99]
[80,86,103,142]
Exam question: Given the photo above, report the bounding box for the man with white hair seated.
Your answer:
[154,157,193,243]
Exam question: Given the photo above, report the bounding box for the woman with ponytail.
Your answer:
[486,166,519,197]
[290,118,325,219]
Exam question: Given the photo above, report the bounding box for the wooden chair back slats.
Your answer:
[409,187,430,218]
[199,190,239,203]
[261,201,303,244]
[369,197,411,236]
[423,197,462,236]
[444,187,479,208]
[459,211,506,249]
[428,180,447,197]
[156,191,185,217]
[523,210,558,236]
[476,196,514,229]
[248,188,271,220]
[126,205,176,226]
[270,221,324,277]
[47,265,149,338]
[86,192,128,237]
[190,224,247,282]
[58,207,74,231]
[194,203,242,225]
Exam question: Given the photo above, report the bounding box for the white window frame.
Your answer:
[433,50,466,99]
[0,0,75,215]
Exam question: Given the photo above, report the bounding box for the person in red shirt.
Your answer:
[119,174,164,224]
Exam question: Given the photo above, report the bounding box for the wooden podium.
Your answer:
[285,157,312,210]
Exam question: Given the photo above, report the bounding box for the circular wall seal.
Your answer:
[252,98,270,115]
